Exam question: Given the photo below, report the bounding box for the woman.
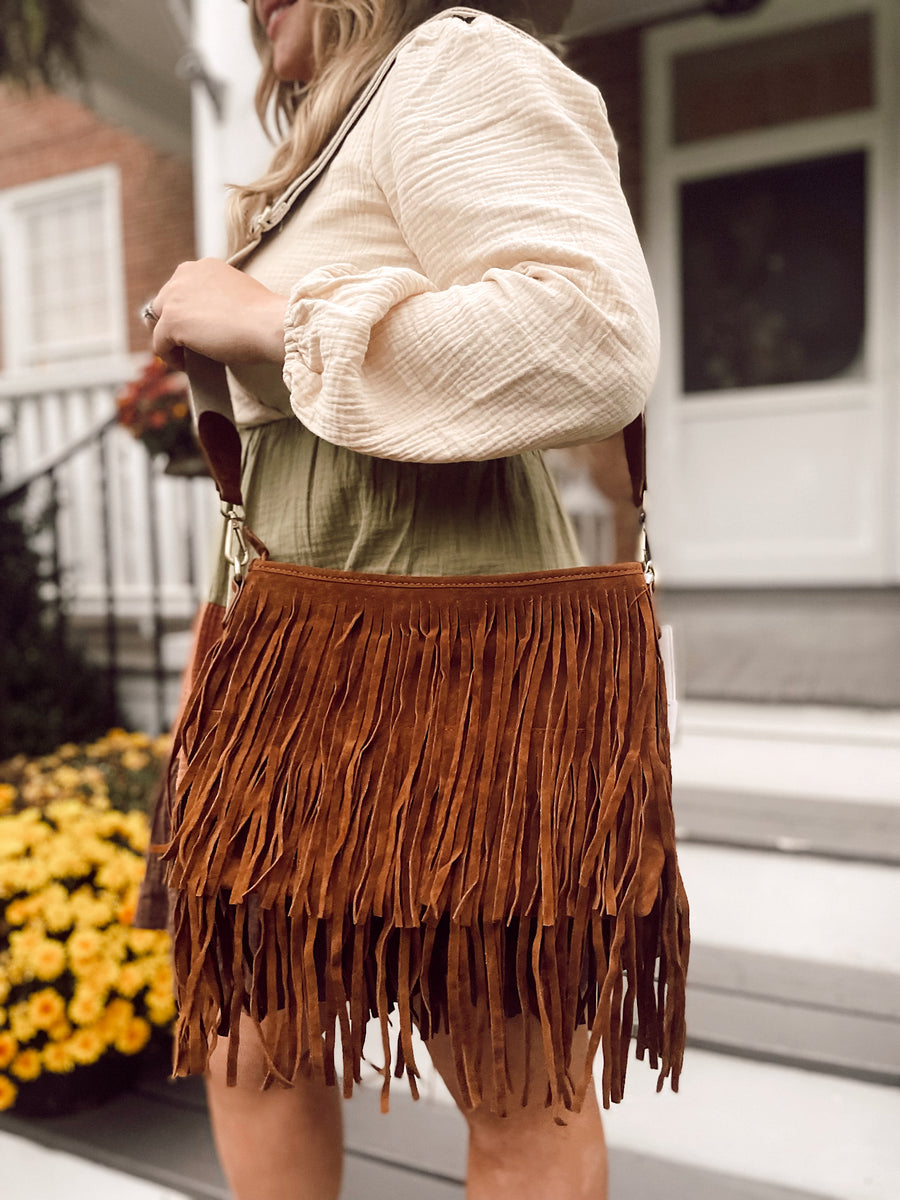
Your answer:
[143,3,687,1198]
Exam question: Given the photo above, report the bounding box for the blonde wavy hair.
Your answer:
[227,0,570,252]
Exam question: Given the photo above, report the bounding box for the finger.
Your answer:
[141,297,162,327]
[150,322,185,372]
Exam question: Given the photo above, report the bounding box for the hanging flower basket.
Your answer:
[0,732,176,1116]
[116,357,209,478]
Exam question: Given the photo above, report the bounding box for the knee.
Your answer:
[206,1015,272,1092]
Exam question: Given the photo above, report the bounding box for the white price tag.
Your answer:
[659,623,678,742]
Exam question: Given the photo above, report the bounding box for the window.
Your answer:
[680,152,867,393]
[0,167,126,370]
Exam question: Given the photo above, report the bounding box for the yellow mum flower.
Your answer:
[127,928,168,956]
[53,766,83,791]
[46,1020,72,1043]
[96,858,135,892]
[89,840,116,867]
[87,959,120,993]
[57,743,80,759]
[0,1074,17,1111]
[68,892,114,927]
[145,988,176,1027]
[0,783,16,813]
[30,938,67,982]
[8,1002,36,1042]
[114,1016,151,1057]
[122,816,150,854]
[43,1041,76,1074]
[3,899,29,926]
[67,928,103,966]
[11,1048,42,1081]
[68,988,106,1027]
[144,957,174,992]
[120,749,150,772]
[37,882,70,907]
[103,925,129,960]
[9,927,48,965]
[0,1032,18,1070]
[28,988,67,1031]
[45,799,84,823]
[6,859,51,892]
[42,848,90,881]
[42,898,74,933]
[0,834,26,863]
[100,998,134,1038]
[116,963,145,998]
[22,819,52,844]
[4,961,24,987]
[68,1026,106,1066]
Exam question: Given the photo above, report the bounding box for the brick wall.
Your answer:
[0,82,195,369]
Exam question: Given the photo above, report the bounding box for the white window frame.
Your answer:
[0,165,127,371]
[642,0,900,585]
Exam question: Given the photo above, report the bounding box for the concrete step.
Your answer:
[679,841,900,1081]
[0,1129,189,1200]
[671,702,900,862]
[603,1046,900,1200]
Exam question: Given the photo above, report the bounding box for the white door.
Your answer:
[643,0,899,586]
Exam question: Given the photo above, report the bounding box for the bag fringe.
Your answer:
[160,561,689,1116]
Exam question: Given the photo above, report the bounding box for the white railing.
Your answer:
[0,356,218,624]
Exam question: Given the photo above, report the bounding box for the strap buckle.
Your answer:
[222,502,250,589]
[638,508,656,588]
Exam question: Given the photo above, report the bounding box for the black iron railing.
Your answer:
[0,415,210,733]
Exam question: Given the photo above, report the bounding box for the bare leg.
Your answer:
[204,1011,344,1200]
[426,1018,608,1200]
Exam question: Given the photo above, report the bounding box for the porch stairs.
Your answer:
[2,702,899,1199]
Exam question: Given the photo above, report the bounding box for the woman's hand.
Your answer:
[144,259,288,370]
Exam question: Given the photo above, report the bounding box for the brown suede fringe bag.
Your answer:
[148,9,690,1120]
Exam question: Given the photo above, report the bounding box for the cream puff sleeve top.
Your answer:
[235,12,660,463]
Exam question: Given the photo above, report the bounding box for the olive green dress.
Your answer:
[207,418,583,604]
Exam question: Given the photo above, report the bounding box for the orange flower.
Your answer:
[0,1075,17,1111]
[28,988,66,1031]
[114,1016,151,1057]
[0,1033,17,1070]
[68,1027,106,1065]
[31,938,67,982]
[43,1042,75,1074]
[11,1048,42,1081]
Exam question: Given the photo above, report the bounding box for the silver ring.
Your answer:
[141,303,160,324]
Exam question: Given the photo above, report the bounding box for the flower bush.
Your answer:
[115,356,196,461]
[0,730,175,1115]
